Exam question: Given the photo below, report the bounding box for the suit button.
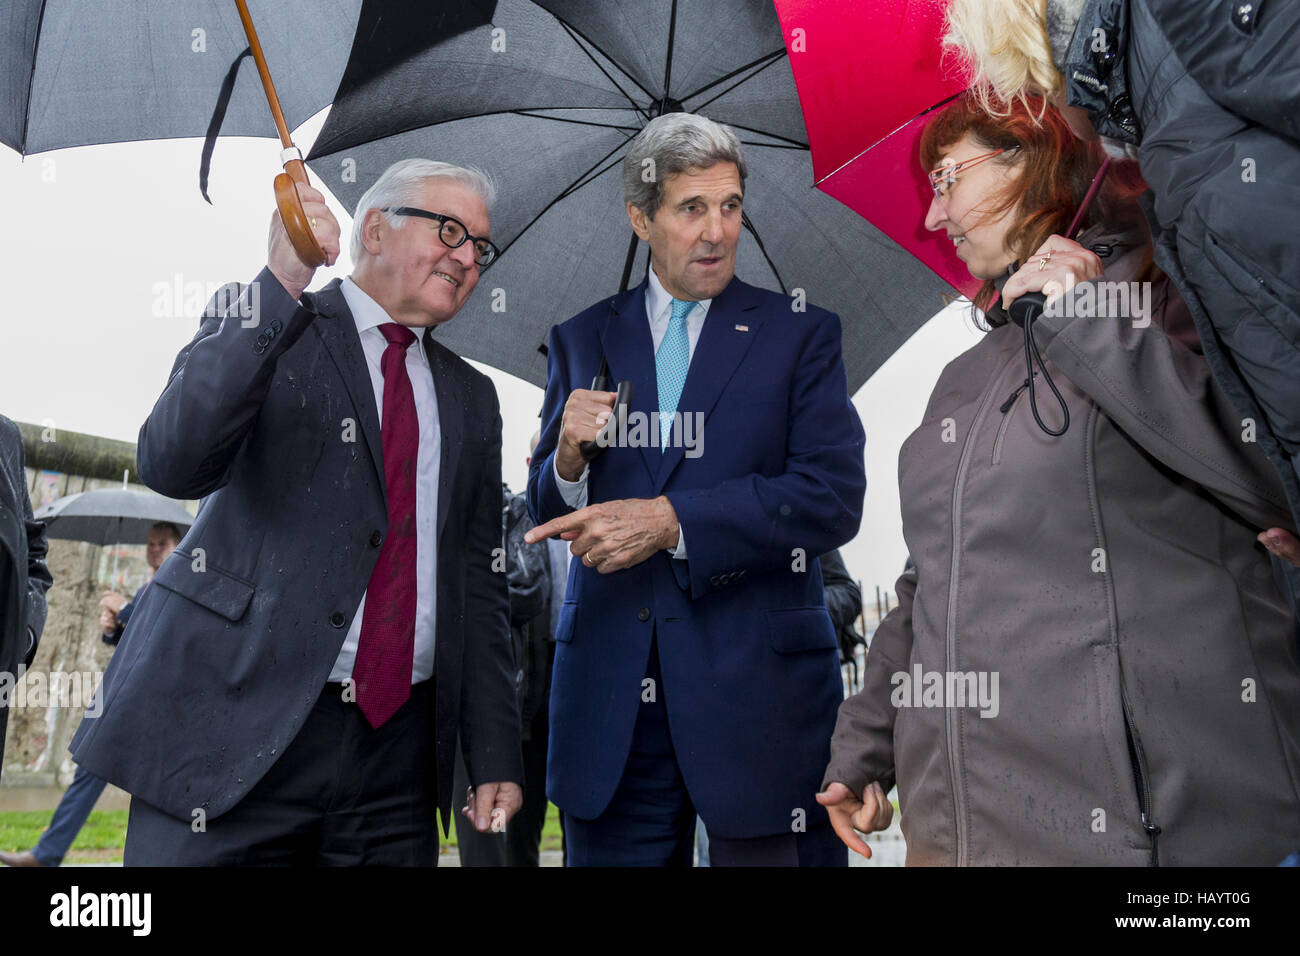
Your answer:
[636,607,650,622]
[709,575,720,587]
[369,530,383,547]
[329,612,346,628]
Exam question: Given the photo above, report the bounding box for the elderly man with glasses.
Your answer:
[70,158,523,865]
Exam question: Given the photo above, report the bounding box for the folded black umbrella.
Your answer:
[306,0,950,391]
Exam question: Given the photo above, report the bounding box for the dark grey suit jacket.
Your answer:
[0,415,52,774]
[70,271,522,832]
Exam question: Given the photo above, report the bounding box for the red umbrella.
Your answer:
[773,0,978,299]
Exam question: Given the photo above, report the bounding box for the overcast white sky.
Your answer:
[0,108,983,597]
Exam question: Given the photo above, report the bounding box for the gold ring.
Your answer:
[310,217,318,229]
[1037,250,1053,271]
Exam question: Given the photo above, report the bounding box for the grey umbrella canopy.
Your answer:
[1,0,363,183]
[306,0,951,392]
[34,489,194,546]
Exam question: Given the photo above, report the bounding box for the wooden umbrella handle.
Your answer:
[235,0,327,267]
[275,163,327,267]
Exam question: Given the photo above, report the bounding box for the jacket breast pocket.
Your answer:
[766,606,837,654]
[151,549,256,623]
[554,599,578,643]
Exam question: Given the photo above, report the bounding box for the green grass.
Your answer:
[0,803,566,864]
[0,810,129,864]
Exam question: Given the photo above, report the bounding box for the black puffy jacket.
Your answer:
[1057,0,1300,564]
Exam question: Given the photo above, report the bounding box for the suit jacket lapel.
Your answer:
[424,337,464,541]
[655,277,764,491]
[308,280,386,508]
[600,280,660,485]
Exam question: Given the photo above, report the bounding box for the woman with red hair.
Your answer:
[817,94,1300,866]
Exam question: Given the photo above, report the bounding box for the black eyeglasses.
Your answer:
[382,206,500,268]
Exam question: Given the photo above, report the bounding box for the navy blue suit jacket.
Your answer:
[71,270,522,832]
[528,274,865,838]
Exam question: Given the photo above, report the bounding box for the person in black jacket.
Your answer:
[820,549,864,681]
[2,521,178,868]
[0,416,52,779]
[453,478,554,866]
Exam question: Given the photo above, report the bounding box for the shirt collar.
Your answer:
[341,277,430,361]
[646,266,712,323]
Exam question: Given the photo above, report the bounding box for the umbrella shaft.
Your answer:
[234,0,294,149]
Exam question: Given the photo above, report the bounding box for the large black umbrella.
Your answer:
[306,0,951,391]
[1,1,362,157]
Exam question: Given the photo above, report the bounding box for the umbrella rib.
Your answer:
[815,93,962,185]
[741,212,786,295]
[494,134,637,261]
[18,0,52,153]
[557,153,626,201]
[737,138,809,151]
[312,105,635,161]
[677,47,787,103]
[662,0,679,99]
[689,50,790,116]
[510,110,641,133]
[724,121,808,149]
[555,20,651,118]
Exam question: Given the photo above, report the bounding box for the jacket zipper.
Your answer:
[945,354,1018,865]
[992,374,1036,465]
[1119,673,1161,866]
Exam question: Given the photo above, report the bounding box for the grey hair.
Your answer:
[350,158,497,262]
[622,113,747,218]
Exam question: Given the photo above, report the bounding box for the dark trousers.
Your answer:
[454,645,558,866]
[564,637,845,867]
[123,680,438,866]
[32,764,110,867]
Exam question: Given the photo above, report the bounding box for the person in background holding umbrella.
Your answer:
[943,0,1300,581]
[0,415,52,778]
[0,521,179,868]
[97,522,182,645]
[819,93,1300,865]
[526,113,865,867]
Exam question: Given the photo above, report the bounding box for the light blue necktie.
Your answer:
[656,298,693,451]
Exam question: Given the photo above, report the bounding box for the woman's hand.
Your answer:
[816,780,894,859]
[1260,528,1300,567]
[1002,235,1104,310]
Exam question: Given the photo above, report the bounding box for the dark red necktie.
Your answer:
[354,322,420,728]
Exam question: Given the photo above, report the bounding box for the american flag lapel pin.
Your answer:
[734,324,749,332]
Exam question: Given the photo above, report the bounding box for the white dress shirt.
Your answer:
[329,277,440,684]
[553,266,711,558]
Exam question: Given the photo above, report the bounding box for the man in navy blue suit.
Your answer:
[526,114,866,866]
